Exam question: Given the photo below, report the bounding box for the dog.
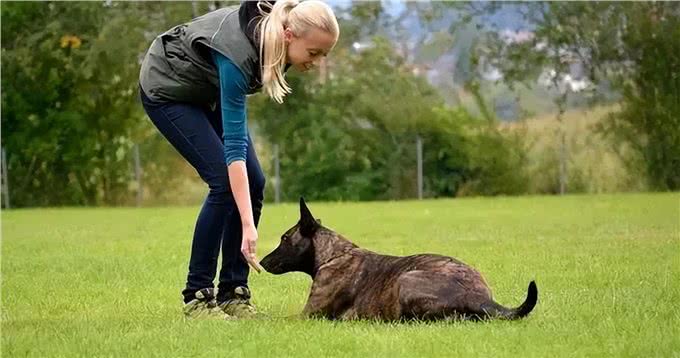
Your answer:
[260,198,538,321]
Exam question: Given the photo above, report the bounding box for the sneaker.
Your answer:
[183,288,233,320]
[218,286,260,318]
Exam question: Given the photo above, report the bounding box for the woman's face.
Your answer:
[284,27,336,72]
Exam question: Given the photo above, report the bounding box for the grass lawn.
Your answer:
[2,193,679,357]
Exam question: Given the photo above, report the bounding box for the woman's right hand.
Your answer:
[226,161,264,273]
[241,224,263,273]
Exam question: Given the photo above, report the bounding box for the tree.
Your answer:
[250,32,526,200]
[1,2,198,206]
[1,1,530,206]
[469,2,680,190]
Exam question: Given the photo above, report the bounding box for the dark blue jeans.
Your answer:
[139,87,265,303]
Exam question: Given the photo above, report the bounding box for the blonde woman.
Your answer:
[139,0,339,319]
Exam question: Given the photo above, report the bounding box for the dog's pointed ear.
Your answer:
[299,197,319,237]
[300,197,314,222]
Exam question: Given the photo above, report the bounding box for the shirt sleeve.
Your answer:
[212,50,248,165]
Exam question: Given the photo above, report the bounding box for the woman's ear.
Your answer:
[283,27,294,44]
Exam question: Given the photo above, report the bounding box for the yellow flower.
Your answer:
[60,35,70,48]
[70,36,82,49]
[59,35,82,49]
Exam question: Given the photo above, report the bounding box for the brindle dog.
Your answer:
[260,198,538,321]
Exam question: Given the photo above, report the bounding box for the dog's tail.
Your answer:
[480,281,538,320]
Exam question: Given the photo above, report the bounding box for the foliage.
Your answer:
[470,2,680,190]
[250,33,526,201]
[1,2,209,206]
[501,106,647,194]
[3,1,674,207]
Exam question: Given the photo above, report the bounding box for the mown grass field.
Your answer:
[2,193,679,357]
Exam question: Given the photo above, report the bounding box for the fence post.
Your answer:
[416,136,423,200]
[559,128,568,195]
[133,144,143,207]
[191,0,199,18]
[273,144,280,204]
[1,147,9,209]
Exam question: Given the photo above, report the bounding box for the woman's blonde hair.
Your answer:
[257,0,339,103]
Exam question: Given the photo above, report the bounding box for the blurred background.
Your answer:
[1,1,678,208]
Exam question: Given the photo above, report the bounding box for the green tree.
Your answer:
[1,1,530,206]
[1,2,198,206]
[471,2,680,190]
[251,33,526,200]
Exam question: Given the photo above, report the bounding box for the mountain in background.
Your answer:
[333,1,617,120]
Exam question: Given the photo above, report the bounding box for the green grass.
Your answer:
[2,193,679,357]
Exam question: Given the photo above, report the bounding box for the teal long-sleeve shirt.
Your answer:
[212,50,248,165]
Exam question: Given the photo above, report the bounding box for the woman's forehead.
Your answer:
[300,28,336,52]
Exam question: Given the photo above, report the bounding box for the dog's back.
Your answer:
[323,249,523,320]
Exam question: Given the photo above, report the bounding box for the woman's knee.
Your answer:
[205,168,265,205]
[206,175,231,204]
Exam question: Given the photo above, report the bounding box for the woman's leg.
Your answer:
[140,88,231,303]
[200,106,266,302]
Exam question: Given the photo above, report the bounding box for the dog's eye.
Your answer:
[281,235,289,241]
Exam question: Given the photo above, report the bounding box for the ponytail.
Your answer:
[257,0,299,103]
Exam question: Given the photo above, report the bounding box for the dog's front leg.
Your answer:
[301,292,332,319]
[301,277,353,319]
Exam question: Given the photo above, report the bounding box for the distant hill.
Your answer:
[339,2,618,120]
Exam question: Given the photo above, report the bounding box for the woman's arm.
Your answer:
[213,50,261,271]
[227,163,254,227]
[228,162,260,271]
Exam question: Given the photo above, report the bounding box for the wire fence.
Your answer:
[0,136,427,209]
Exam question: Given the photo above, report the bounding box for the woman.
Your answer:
[139,0,339,319]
